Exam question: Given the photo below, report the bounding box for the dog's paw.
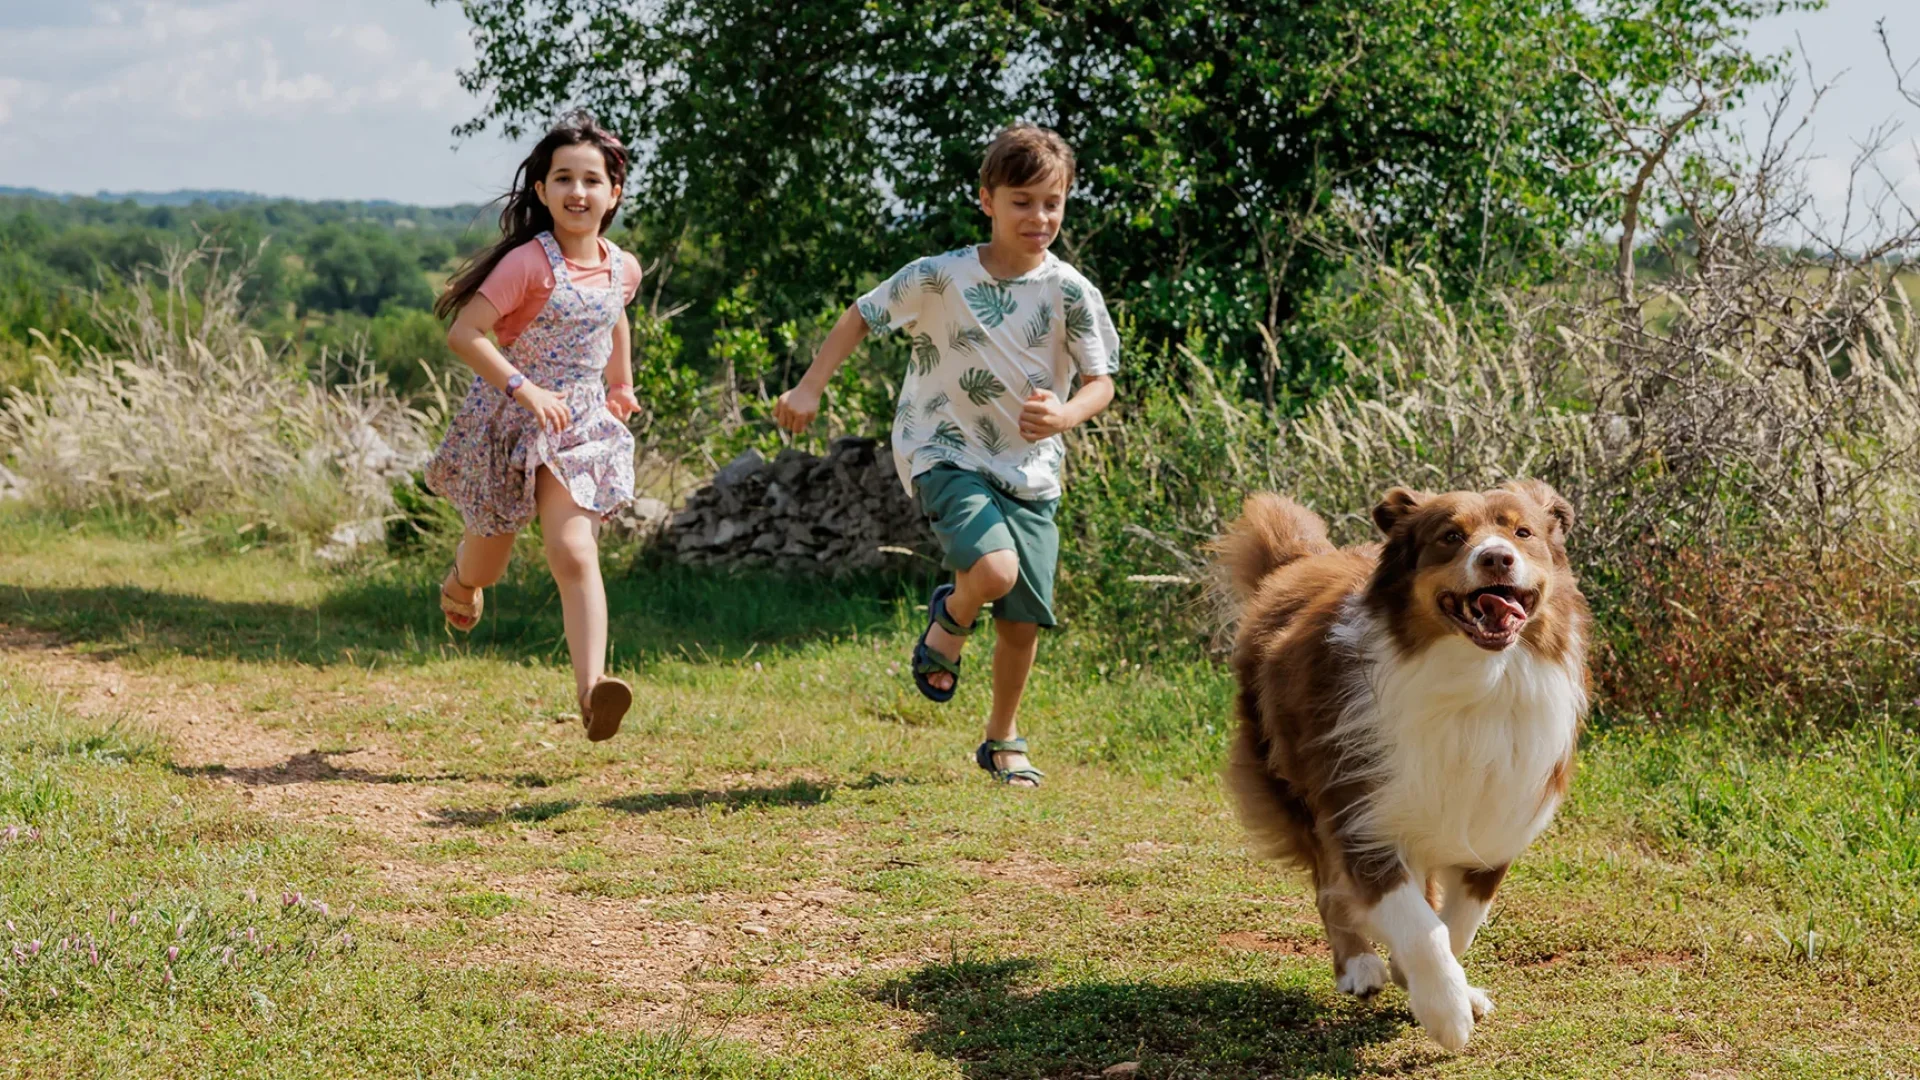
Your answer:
[1467,984,1495,1021]
[1406,970,1476,1052]
[1336,954,1389,998]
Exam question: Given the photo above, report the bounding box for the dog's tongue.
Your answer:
[1475,591,1526,632]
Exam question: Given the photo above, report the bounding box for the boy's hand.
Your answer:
[607,386,640,422]
[1018,389,1071,441]
[774,386,822,432]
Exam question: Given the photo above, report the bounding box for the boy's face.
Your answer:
[979,174,1069,257]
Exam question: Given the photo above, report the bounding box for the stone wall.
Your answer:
[661,437,935,573]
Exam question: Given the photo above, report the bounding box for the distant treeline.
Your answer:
[0,193,499,395]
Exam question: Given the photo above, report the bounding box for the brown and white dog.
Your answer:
[1215,482,1589,1051]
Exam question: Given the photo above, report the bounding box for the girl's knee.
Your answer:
[545,539,598,584]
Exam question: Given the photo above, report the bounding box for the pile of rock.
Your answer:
[663,437,936,573]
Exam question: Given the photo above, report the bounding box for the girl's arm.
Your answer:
[773,303,870,431]
[446,296,571,434]
[606,310,639,421]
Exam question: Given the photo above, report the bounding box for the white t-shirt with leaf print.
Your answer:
[858,245,1120,502]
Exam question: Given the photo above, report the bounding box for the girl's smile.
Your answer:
[535,143,621,242]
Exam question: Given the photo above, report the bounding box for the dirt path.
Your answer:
[0,626,931,1035]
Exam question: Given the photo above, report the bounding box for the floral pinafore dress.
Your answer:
[426,232,637,536]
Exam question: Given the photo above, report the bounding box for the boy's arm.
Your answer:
[774,303,870,432]
[1017,374,1114,442]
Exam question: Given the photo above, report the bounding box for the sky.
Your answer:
[0,0,1915,216]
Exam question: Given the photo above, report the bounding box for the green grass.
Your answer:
[0,506,1915,1077]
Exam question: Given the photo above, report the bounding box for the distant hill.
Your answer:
[0,186,282,207]
[0,186,444,210]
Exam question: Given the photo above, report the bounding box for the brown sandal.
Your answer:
[440,544,483,632]
[580,677,632,742]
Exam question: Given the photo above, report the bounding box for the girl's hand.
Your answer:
[607,385,640,422]
[774,385,821,432]
[513,381,571,433]
[1018,389,1070,441]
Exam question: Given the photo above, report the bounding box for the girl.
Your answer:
[425,111,641,742]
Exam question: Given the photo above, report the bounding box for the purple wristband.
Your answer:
[504,373,527,396]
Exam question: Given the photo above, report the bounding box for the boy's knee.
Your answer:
[964,550,1020,600]
[994,619,1040,646]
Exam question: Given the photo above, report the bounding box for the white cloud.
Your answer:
[0,77,50,125]
[0,1,520,202]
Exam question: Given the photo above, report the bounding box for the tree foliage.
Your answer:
[444,0,1809,402]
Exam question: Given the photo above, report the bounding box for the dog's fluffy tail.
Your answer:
[1212,493,1334,603]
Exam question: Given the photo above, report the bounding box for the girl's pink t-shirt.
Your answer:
[477,236,642,347]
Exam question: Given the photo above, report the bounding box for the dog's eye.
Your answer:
[1444,530,1465,545]
[1515,527,1533,539]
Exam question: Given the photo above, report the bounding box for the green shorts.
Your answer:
[912,465,1060,628]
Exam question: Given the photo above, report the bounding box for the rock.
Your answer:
[656,440,935,575]
[315,518,385,563]
[713,448,767,488]
[1102,1064,1141,1078]
[606,496,671,540]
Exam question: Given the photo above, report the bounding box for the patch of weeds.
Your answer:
[447,892,520,920]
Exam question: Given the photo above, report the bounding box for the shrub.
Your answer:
[0,243,430,546]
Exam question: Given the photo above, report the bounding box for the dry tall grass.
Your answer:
[1063,193,1920,727]
[0,243,430,547]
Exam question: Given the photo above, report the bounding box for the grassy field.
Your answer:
[0,510,1915,1078]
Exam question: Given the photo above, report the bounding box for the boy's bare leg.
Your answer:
[923,549,1018,693]
[985,618,1040,786]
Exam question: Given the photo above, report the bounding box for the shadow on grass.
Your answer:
[420,773,914,829]
[170,749,468,787]
[874,958,1412,1079]
[0,556,928,669]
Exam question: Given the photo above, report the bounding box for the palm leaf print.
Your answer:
[948,324,989,355]
[917,444,966,468]
[962,281,1018,328]
[910,332,941,376]
[921,391,950,416]
[1022,300,1054,349]
[887,263,916,305]
[894,397,915,441]
[919,261,952,296]
[958,366,1008,407]
[930,419,967,450]
[858,298,892,335]
[1025,367,1055,394]
[984,469,1023,497]
[1061,279,1084,305]
[1063,299,1094,342]
[974,416,1010,456]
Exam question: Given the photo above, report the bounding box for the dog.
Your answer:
[1214,481,1589,1051]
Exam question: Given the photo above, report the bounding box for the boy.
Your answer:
[773,125,1119,789]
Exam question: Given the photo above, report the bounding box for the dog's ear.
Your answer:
[1504,479,1574,542]
[1371,487,1425,535]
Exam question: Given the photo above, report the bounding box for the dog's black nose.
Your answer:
[1477,549,1515,573]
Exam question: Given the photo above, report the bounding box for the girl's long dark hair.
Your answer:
[435,110,629,321]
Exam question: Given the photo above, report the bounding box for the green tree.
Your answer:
[299,225,435,316]
[443,0,1808,405]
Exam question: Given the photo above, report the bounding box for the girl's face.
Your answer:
[535,143,621,238]
[979,175,1068,257]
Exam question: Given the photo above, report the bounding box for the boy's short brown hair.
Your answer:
[979,125,1076,193]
